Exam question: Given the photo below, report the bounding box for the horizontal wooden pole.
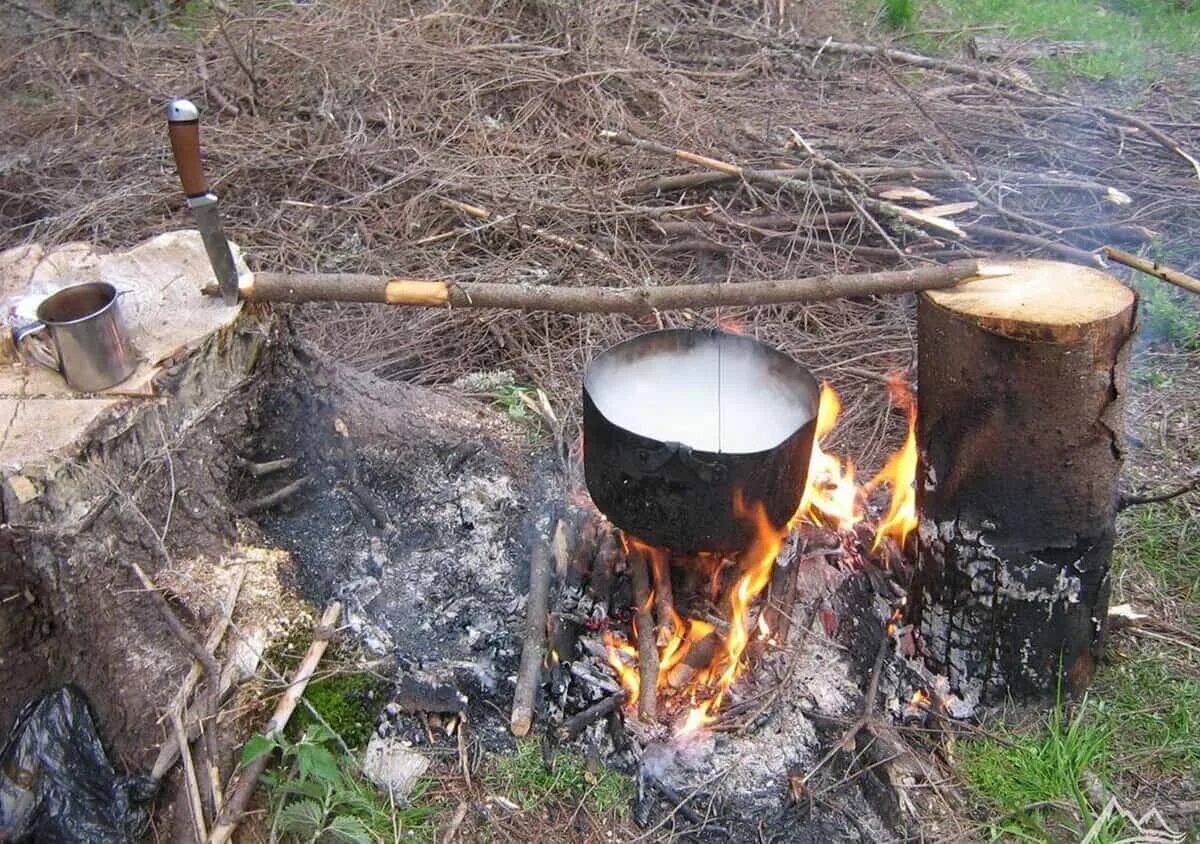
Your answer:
[232,259,1006,314]
[1104,246,1200,295]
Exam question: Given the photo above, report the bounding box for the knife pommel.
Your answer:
[166,98,209,198]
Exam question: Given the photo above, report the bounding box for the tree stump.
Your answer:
[912,259,1136,703]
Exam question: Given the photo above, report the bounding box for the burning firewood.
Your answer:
[628,545,660,722]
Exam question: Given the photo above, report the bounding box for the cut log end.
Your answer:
[925,258,1135,342]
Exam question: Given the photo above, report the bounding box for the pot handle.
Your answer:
[12,323,61,372]
[633,441,727,484]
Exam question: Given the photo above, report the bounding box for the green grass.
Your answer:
[883,0,921,29]
[1113,500,1200,603]
[486,740,634,817]
[1092,658,1200,776]
[265,622,387,750]
[1134,278,1200,351]
[921,0,1200,81]
[959,700,1115,841]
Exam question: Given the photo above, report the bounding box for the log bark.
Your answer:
[235,260,1002,312]
[912,259,1135,703]
[511,538,553,737]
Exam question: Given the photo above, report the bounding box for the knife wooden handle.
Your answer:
[166,99,209,198]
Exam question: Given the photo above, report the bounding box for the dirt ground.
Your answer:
[2,0,1199,840]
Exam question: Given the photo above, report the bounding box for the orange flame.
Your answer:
[603,630,640,704]
[868,375,919,551]
[910,689,931,707]
[795,384,863,530]
[600,378,924,736]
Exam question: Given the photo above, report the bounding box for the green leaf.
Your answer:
[240,733,277,765]
[326,815,376,844]
[275,799,326,835]
[297,743,342,786]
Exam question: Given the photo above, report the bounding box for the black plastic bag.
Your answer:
[0,686,156,843]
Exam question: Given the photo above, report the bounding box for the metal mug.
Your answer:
[13,281,137,392]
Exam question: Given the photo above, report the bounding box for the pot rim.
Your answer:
[583,328,820,457]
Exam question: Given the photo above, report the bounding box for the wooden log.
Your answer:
[511,538,553,737]
[912,259,1135,703]
[230,260,1004,312]
[628,546,659,722]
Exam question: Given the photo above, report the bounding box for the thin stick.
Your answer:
[511,538,553,737]
[648,549,676,648]
[629,545,659,722]
[1104,246,1200,295]
[130,562,224,813]
[208,601,343,844]
[1119,476,1200,509]
[235,475,311,515]
[234,260,1002,311]
[964,222,1102,267]
[158,567,247,731]
[172,709,209,842]
[236,456,297,478]
[557,690,629,741]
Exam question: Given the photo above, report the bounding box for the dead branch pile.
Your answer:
[3,0,1199,467]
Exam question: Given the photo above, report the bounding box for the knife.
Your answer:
[166,98,240,305]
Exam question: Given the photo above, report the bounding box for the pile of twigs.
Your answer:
[3,0,1198,468]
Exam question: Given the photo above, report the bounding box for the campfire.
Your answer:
[570,375,921,736]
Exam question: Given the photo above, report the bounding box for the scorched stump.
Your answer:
[912,259,1136,703]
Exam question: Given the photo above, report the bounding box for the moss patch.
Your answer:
[285,671,386,750]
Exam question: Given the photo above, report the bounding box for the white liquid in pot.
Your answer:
[587,337,815,454]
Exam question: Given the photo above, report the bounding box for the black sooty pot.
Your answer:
[583,329,819,554]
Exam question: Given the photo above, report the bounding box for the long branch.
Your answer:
[229,260,1003,313]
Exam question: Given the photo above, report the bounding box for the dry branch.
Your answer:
[235,260,1000,312]
[1119,476,1200,509]
[511,538,553,737]
[130,562,224,814]
[629,545,659,722]
[599,130,967,238]
[209,601,343,844]
[1104,246,1200,295]
[785,35,1200,179]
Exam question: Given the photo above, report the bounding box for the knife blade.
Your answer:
[166,98,240,305]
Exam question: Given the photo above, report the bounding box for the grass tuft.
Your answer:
[1092,658,1200,777]
[959,700,1111,840]
[1113,500,1200,604]
[486,740,633,817]
[883,0,920,29]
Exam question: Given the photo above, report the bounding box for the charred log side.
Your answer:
[912,259,1135,703]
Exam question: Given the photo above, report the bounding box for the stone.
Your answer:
[361,736,430,801]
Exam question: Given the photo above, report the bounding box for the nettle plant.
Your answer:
[243,726,434,843]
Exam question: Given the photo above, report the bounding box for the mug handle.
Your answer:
[12,323,61,372]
